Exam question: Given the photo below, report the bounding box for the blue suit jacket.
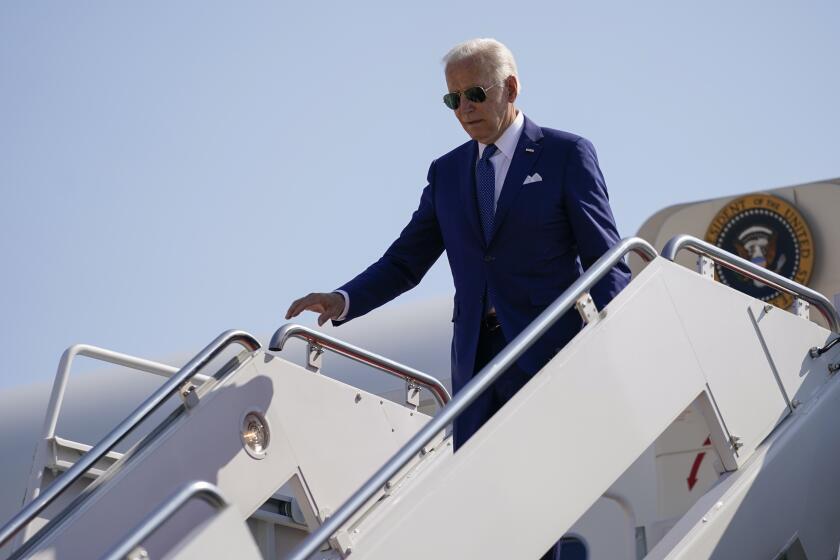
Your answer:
[336,116,630,391]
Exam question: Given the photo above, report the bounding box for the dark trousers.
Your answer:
[452,318,565,560]
[452,316,532,450]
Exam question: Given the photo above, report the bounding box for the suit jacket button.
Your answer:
[483,255,496,262]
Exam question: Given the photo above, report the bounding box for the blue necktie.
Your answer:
[476,144,498,245]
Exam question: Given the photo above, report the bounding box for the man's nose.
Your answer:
[456,96,475,115]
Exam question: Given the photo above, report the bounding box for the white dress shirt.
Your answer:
[335,111,526,321]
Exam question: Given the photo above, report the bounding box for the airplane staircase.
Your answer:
[0,326,450,559]
[1,234,839,559]
[296,235,840,559]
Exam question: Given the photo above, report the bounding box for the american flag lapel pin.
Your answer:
[525,147,535,153]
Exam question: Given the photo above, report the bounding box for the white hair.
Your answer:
[442,38,519,86]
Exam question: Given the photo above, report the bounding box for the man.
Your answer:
[286,38,629,450]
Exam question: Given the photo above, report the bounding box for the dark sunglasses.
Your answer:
[443,83,502,110]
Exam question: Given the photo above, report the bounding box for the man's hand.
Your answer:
[285,292,346,326]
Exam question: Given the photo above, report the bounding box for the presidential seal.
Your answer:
[704,193,815,310]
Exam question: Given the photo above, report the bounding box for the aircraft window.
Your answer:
[558,535,587,560]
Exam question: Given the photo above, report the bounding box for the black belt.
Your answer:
[482,312,502,332]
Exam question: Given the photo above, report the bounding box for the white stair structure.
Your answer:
[0,330,450,559]
[1,234,839,559]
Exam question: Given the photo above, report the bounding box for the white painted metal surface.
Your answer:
[166,506,264,560]
[647,338,840,559]
[17,352,434,559]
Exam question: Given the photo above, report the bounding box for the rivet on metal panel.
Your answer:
[306,342,324,373]
[406,381,420,409]
[764,304,773,313]
[828,363,840,375]
[810,347,821,359]
[729,435,743,451]
[791,399,801,409]
[354,393,362,403]
[697,255,715,279]
[179,383,199,409]
[792,298,810,320]
[329,529,353,557]
[575,292,599,324]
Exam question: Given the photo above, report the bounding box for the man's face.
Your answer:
[445,58,516,145]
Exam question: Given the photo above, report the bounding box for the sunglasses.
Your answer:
[443,83,502,110]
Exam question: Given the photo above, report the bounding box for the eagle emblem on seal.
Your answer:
[704,194,815,309]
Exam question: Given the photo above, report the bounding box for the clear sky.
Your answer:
[1,1,838,390]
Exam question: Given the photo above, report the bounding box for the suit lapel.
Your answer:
[491,116,544,243]
[459,140,485,246]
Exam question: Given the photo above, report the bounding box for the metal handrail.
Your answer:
[661,234,840,333]
[0,330,261,551]
[269,324,452,408]
[101,481,228,560]
[285,237,657,560]
[43,345,207,444]
[19,345,194,524]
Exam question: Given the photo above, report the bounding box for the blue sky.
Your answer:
[1,1,838,389]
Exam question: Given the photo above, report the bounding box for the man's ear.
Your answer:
[506,75,519,103]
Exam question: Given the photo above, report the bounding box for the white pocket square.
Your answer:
[523,173,543,185]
